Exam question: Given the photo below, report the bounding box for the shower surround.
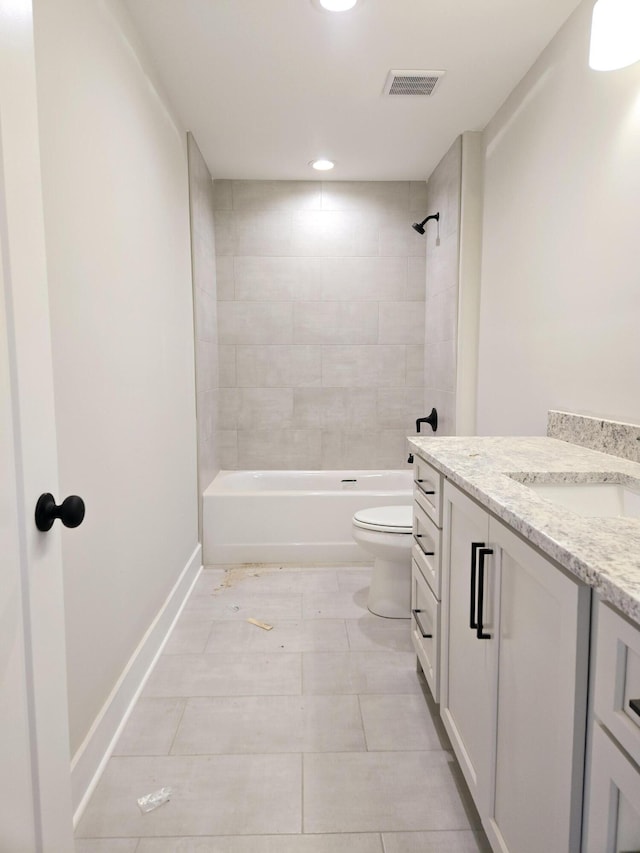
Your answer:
[213,180,429,470]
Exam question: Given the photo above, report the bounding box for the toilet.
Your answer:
[351,505,413,618]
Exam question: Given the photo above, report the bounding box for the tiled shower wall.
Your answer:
[187,134,219,525]
[424,137,462,436]
[213,180,429,470]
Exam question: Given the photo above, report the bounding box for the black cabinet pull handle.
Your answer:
[470,542,484,630]
[35,493,85,532]
[477,548,493,640]
[415,480,435,495]
[412,609,433,638]
[630,698,640,718]
[413,534,435,556]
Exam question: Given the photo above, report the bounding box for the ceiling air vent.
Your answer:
[383,69,445,96]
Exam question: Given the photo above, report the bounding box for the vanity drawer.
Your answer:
[412,501,441,599]
[414,457,443,527]
[593,601,640,767]
[411,561,440,702]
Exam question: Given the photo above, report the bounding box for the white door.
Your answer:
[0,0,74,849]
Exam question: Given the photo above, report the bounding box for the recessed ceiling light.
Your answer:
[313,0,359,12]
[310,159,335,171]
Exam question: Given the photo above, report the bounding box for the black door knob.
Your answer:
[416,408,438,433]
[35,493,85,532]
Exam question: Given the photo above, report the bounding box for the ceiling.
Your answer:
[124,0,583,181]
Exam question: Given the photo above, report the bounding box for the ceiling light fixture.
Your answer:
[318,0,358,10]
[589,0,640,70]
[310,159,335,171]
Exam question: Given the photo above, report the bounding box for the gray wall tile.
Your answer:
[218,301,293,345]
[423,137,462,435]
[236,345,322,387]
[188,134,220,529]
[294,302,378,345]
[212,180,432,469]
[378,303,425,345]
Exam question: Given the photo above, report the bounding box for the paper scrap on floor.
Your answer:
[247,617,273,631]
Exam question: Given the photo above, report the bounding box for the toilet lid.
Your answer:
[353,505,413,533]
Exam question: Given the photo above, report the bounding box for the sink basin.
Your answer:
[525,481,640,519]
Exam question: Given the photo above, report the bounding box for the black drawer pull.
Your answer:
[630,698,640,718]
[476,548,493,640]
[470,542,484,630]
[412,609,433,638]
[415,479,435,494]
[413,534,435,556]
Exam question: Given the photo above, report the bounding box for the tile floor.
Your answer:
[76,565,490,852]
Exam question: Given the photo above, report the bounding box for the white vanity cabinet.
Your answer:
[583,600,640,852]
[440,480,591,853]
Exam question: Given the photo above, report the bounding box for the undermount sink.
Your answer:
[525,481,640,519]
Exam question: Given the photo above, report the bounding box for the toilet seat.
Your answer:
[352,505,413,534]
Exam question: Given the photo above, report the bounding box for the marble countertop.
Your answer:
[407,435,640,625]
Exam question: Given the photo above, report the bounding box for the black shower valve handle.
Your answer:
[416,408,438,434]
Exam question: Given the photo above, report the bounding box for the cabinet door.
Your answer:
[486,518,590,853]
[440,481,496,816]
[584,722,640,853]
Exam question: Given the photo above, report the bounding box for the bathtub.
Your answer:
[203,469,413,564]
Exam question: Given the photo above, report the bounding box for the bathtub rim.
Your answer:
[205,468,413,497]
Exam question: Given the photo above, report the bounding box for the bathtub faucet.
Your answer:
[416,408,438,433]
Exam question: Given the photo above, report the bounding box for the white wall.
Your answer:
[33,0,198,754]
[476,0,640,436]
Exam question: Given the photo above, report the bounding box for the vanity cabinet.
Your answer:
[583,600,640,852]
[440,480,590,853]
[411,458,443,700]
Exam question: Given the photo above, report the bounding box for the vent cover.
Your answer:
[384,69,445,96]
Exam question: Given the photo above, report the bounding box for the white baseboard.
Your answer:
[70,544,202,825]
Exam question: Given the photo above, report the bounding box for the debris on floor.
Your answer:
[137,787,172,813]
[247,617,273,631]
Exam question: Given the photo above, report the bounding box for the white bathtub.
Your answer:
[203,469,413,564]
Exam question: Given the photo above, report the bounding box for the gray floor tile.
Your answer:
[171,695,366,755]
[346,617,413,652]
[190,569,228,596]
[144,653,301,698]
[382,830,491,852]
[359,695,448,752]
[304,751,479,833]
[137,834,383,852]
[76,563,490,852]
[303,589,370,620]
[75,842,139,853]
[205,619,349,653]
[336,568,372,592]
[303,652,421,695]
[114,699,186,756]
[230,569,341,594]
[163,612,214,655]
[77,754,302,838]
[186,589,303,621]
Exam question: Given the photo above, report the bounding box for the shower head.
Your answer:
[412,212,440,235]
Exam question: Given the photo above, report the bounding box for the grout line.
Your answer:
[166,698,189,757]
[300,752,305,833]
[357,694,369,752]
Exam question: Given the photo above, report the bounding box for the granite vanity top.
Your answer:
[407,435,640,625]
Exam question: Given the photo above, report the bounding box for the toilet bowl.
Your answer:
[352,505,413,618]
